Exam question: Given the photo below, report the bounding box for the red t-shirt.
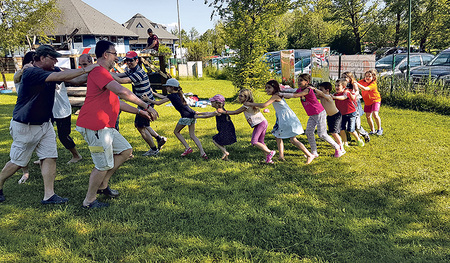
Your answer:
[76,66,120,131]
[334,91,356,115]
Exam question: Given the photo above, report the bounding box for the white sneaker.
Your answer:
[143,149,159,156]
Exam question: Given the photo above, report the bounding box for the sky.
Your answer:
[82,0,218,35]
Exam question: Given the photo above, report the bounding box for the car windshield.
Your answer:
[376,54,407,67]
[294,57,311,70]
[429,52,450,66]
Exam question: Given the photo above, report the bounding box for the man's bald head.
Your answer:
[79,54,93,68]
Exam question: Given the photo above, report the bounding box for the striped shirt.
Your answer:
[126,65,154,107]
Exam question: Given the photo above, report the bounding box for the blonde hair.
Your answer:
[365,69,378,83]
[342,72,356,84]
[239,89,254,103]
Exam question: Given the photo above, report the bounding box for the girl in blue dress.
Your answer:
[244,80,315,164]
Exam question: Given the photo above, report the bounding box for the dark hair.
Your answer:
[147,28,153,34]
[298,73,311,84]
[23,51,36,66]
[266,79,281,94]
[95,40,115,58]
[318,82,332,92]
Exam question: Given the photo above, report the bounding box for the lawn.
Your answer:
[0,78,449,262]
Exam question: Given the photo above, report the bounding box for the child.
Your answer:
[332,79,365,147]
[279,74,343,158]
[244,80,315,164]
[206,94,237,160]
[356,69,383,136]
[217,89,276,164]
[311,82,345,156]
[157,78,211,159]
[342,72,370,142]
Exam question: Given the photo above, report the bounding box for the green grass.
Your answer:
[0,78,449,262]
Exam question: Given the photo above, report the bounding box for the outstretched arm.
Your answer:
[217,105,247,115]
[332,92,348,101]
[355,82,371,91]
[280,87,310,98]
[141,94,170,105]
[244,95,279,108]
[195,111,219,119]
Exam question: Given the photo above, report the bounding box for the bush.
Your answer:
[203,65,233,80]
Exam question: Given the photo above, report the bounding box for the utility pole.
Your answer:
[177,0,182,62]
[406,0,412,83]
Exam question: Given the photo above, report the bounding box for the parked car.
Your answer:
[375,53,435,78]
[262,49,311,71]
[410,48,450,87]
[276,56,311,76]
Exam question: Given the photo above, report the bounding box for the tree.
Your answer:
[0,0,60,87]
[206,0,292,90]
[330,0,379,54]
[188,27,200,41]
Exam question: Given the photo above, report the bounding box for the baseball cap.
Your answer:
[209,94,225,103]
[125,51,138,59]
[163,78,180,88]
[35,45,61,59]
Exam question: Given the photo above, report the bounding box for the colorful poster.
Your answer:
[280,50,295,86]
[329,55,376,80]
[311,47,330,82]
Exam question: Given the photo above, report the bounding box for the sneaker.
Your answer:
[334,149,345,158]
[97,186,119,198]
[181,147,193,156]
[157,136,167,149]
[369,131,376,135]
[41,194,69,205]
[83,199,109,209]
[357,139,365,147]
[266,150,276,163]
[376,128,383,136]
[364,134,370,143]
[143,149,159,156]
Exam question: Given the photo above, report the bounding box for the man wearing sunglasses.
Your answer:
[111,51,167,157]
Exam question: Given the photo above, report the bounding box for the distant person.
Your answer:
[78,53,93,67]
[145,28,159,52]
[75,40,158,209]
[0,45,98,204]
[111,51,167,156]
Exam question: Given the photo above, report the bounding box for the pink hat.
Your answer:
[209,94,225,103]
[125,51,138,59]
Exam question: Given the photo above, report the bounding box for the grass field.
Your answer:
[0,78,449,262]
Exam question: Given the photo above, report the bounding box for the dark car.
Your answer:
[410,49,450,87]
[262,49,311,71]
[375,53,434,78]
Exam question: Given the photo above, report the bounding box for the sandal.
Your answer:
[82,200,109,209]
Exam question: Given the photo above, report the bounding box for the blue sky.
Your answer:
[82,0,218,35]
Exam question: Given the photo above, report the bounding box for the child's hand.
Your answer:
[217,108,225,114]
[214,110,221,116]
[142,94,150,102]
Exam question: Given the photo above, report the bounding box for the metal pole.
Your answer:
[390,55,396,94]
[406,0,412,83]
[177,0,182,63]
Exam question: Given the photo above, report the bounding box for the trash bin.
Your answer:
[170,66,176,77]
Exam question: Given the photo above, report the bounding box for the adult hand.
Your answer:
[83,63,99,73]
[138,109,151,120]
[146,107,159,121]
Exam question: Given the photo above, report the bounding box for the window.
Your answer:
[73,35,82,43]
[111,36,117,43]
[136,23,143,28]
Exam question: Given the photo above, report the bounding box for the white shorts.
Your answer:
[76,126,131,171]
[9,120,57,167]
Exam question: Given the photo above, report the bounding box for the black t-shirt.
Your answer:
[167,93,195,118]
[13,67,60,124]
[147,34,159,51]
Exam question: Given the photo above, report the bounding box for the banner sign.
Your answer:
[311,47,330,82]
[280,50,295,85]
[329,55,376,80]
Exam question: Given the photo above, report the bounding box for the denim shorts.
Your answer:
[341,112,357,132]
[178,117,196,126]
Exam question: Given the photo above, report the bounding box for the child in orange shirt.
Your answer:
[356,70,383,136]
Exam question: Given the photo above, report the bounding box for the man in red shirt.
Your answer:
[76,40,158,209]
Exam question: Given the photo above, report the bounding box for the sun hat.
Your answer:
[35,45,61,59]
[163,78,180,88]
[209,94,225,103]
[125,51,138,59]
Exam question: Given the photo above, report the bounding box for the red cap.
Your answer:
[125,51,138,59]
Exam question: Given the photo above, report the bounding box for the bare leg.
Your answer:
[137,126,156,148]
[290,137,315,164]
[40,158,57,200]
[276,138,285,161]
[340,130,348,145]
[331,133,343,148]
[67,147,82,164]
[83,148,132,206]
[350,131,361,142]
[366,112,375,133]
[146,126,159,139]
[18,166,30,184]
[213,140,229,160]
[253,142,271,155]
[174,124,190,149]
[0,161,22,189]
[188,124,205,156]
[373,111,382,131]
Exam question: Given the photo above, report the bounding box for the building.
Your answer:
[49,0,138,54]
[123,13,178,52]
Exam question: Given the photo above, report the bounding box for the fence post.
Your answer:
[338,54,342,79]
[390,55,396,95]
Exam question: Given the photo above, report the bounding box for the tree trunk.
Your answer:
[1,72,7,89]
[394,12,401,47]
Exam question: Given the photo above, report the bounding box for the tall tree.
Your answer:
[330,0,379,53]
[0,0,60,87]
[206,0,292,89]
